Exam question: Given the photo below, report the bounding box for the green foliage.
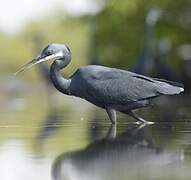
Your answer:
[94,0,191,70]
[0,0,190,77]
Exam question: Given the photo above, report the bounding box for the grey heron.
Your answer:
[16,43,184,125]
[52,125,184,180]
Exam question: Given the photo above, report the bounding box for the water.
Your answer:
[0,88,191,180]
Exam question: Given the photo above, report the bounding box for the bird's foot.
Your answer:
[134,121,142,125]
[138,117,155,125]
[135,120,155,126]
[146,121,155,125]
[133,121,147,129]
[127,111,154,126]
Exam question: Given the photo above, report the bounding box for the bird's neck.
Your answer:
[50,60,71,95]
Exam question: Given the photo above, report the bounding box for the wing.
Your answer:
[87,72,160,105]
[70,66,160,106]
[70,65,182,106]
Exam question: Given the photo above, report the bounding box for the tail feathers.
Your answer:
[154,79,184,95]
[153,78,184,88]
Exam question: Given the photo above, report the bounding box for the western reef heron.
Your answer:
[15,43,184,125]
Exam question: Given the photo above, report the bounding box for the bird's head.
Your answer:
[15,43,71,74]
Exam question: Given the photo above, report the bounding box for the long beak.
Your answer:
[15,51,63,75]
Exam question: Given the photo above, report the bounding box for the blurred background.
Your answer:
[0,0,191,180]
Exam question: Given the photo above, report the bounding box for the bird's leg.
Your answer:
[106,125,116,139]
[106,107,117,125]
[127,111,154,125]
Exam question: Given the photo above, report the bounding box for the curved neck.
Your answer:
[50,60,71,95]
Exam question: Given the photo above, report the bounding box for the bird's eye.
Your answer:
[46,50,53,56]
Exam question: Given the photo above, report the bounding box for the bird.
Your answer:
[32,33,53,87]
[15,43,184,125]
[52,125,184,180]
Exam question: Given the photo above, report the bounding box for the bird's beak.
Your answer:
[15,51,63,75]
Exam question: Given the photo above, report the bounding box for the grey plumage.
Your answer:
[16,43,184,125]
[69,65,183,124]
[70,65,183,104]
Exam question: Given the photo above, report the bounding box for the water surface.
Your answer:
[0,90,191,180]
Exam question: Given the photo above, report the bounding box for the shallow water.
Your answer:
[0,89,191,180]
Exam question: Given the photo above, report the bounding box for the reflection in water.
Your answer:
[52,124,184,180]
[0,141,51,180]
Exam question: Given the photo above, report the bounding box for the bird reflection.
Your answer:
[52,124,184,180]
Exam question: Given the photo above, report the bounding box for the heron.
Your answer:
[52,125,184,180]
[16,43,184,125]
